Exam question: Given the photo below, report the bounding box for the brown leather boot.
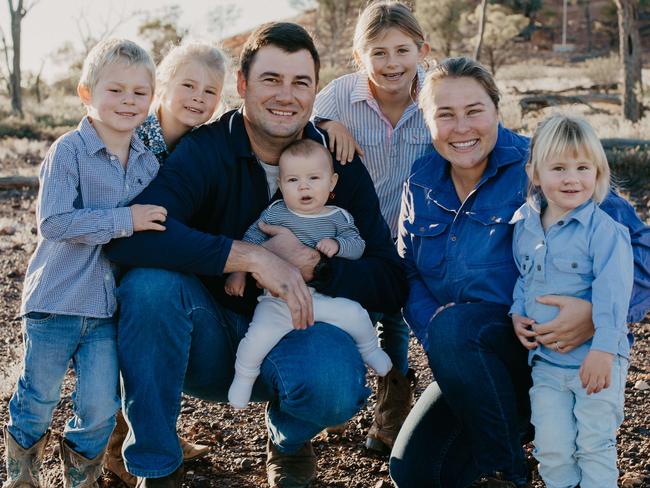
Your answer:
[266,438,316,488]
[59,438,105,488]
[365,368,417,453]
[3,426,50,488]
[104,412,208,487]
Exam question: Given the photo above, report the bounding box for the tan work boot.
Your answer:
[266,438,316,488]
[104,412,208,487]
[59,438,105,488]
[3,426,50,488]
[365,368,417,453]
[135,465,184,488]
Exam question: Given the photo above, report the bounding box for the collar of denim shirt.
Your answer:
[410,124,529,210]
[78,115,148,158]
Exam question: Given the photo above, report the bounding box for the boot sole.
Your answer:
[365,436,390,454]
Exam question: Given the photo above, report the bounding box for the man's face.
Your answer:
[237,45,317,142]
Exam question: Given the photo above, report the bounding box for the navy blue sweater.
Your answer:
[106,109,407,317]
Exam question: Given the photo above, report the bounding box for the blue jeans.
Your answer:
[8,313,119,459]
[117,268,370,478]
[390,302,531,487]
[530,358,627,488]
[371,310,410,375]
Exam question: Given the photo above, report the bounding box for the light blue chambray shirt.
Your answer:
[313,66,432,238]
[21,117,160,318]
[510,199,634,367]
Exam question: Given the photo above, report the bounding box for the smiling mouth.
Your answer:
[116,111,137,117]
[269,109,295,117]
[384,72,404,81]
[185,106,203,114]
[450,139,479,150]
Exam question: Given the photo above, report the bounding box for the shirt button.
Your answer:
[451,235,457,242]
[571,262,578,268]
[419,226,426,232]
[104,274,111,281]
[110,155,117,161]
[525,255,530,261]
[490,215,498,221]
[536,264,542,271]
[558,220,564,225]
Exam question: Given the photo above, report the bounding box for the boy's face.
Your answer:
[79,62,153,137]
[278,150,338,215]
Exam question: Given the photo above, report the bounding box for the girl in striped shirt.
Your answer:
[312,0,431,453]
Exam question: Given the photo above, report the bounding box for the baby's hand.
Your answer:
[316,238,339,257]
[225,272,247,297]
[511,313,538,350]
[580,350,613,395]
[130,204,167,232]
[318,120,364,163]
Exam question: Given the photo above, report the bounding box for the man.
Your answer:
[106,22,407,487]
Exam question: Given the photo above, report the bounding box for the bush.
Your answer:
[581,53,620,91]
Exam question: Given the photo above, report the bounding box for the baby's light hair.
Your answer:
[280,139,333,173]
[353,1,426,66]
[79,38,155,92]
[155,42,228,115]
[527,113,611,204]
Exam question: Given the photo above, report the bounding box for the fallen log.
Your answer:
[0,176,39,189]
[520,94,621,114]
[512,83,618,96]
[602,139,650,150]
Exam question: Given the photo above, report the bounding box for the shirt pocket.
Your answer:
[352,128,384,148]
[403,218,448,278]
[465,205,519,268]
[551,256,593,291]
[401,128,432,147]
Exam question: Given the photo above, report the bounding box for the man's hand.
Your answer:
[258,222,320,282]
[225,271,247,297]
[511,313,538,350]
[316,238,339,258]
[534,295,594,353]
[130,204,167,232]
[580,350,613,395]
[318,120,364,163]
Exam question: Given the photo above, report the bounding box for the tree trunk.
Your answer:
[615,0,643,122]
[583,0,592,53]
[474,0,489,62]
[9,0,24,117]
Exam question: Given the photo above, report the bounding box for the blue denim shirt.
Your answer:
[510,200,633,367]
[399,125,650,350]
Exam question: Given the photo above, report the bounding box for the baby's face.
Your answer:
[278,151,338,215]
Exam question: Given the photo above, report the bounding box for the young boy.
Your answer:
[225,139,392,409]
[3,39,166,487]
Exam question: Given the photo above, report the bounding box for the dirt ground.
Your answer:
[0,154,648,488]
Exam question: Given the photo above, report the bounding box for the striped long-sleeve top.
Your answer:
[243,200,365,259]
[313,66,432,238]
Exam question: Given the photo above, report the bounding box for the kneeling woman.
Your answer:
[390,57,650,488]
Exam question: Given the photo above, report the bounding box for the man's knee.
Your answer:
[118,268,184,312]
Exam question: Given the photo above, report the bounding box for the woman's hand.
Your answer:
[511,313,538,350]
[579,350,613,395]
[533,295,594,353]
[318,120,364,163]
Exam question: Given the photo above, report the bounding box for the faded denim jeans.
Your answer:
[117,268,370,478]
[8,313,119,458]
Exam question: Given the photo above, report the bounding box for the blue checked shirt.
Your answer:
[510,200,634,367]
[313,66,432,238]
[21,117,160,318]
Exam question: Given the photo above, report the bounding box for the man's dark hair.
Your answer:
[239,22,320,83]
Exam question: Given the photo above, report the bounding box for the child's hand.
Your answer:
[512,313,538,350]
[580,350,613,395]
[316,238,339,257]
[318,120,364,163]
[225,272,247,297]
[130,204,167,232]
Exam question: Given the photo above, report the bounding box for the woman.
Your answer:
[389,57,650,488]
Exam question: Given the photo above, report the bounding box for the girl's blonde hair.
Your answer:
[352,1,426,65]
[155,42,228,115]
[527,113,611,204]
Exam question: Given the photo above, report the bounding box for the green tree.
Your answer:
[415,0,469,57]
[138,5,187,63]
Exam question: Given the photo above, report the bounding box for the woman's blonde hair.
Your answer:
[155,42,228,116]
[352,1,426,65]
[527,113,611,204]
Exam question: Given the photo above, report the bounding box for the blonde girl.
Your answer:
[138,41,228,163]
[105,41,228,487]
[313,0,429,453]
[510,113,633,488]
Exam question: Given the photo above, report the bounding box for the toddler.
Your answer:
[510,113,633,488]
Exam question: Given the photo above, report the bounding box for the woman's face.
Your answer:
[425,76,499,176]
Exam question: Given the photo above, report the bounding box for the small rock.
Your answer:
[620,473,644,487]
[236,457,253,469]
[0,226,16,235]
[374,480,391,488]
[634,380,650,391]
